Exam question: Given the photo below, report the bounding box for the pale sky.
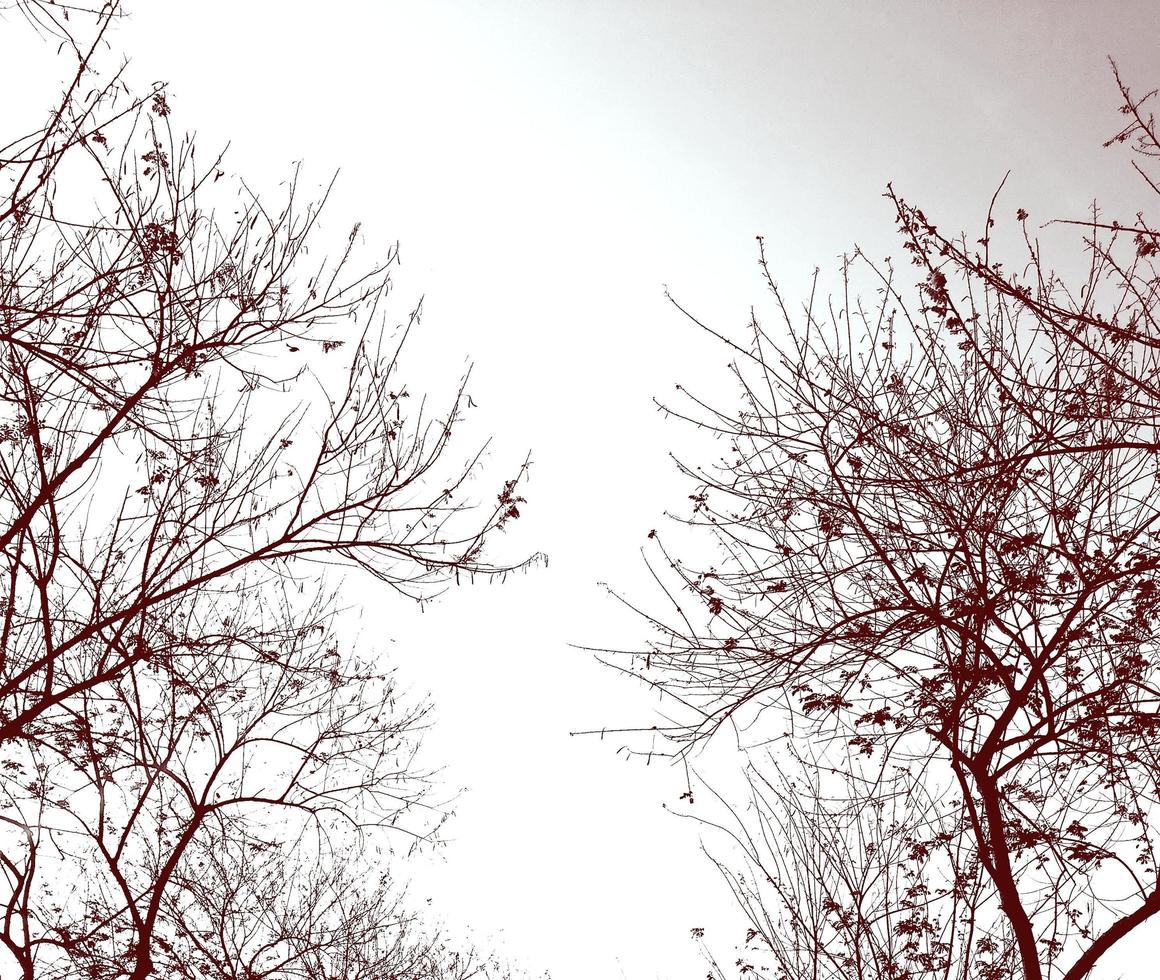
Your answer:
[7,2,1160,977]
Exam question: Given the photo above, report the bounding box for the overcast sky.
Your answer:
[7,2,1160,977]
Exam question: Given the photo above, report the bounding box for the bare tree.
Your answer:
[0,6,536,978]
[159,840,500,980]
[610,66,1160,980]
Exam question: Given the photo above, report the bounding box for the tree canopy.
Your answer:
[613,63,1160,980]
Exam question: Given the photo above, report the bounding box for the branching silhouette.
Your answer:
[610,65,1160,980]
[0,6,536,978]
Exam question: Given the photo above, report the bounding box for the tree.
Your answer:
[0,5,536,978]
[612,65,1160,980]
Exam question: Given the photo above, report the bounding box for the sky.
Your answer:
[7,2,1160,977]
